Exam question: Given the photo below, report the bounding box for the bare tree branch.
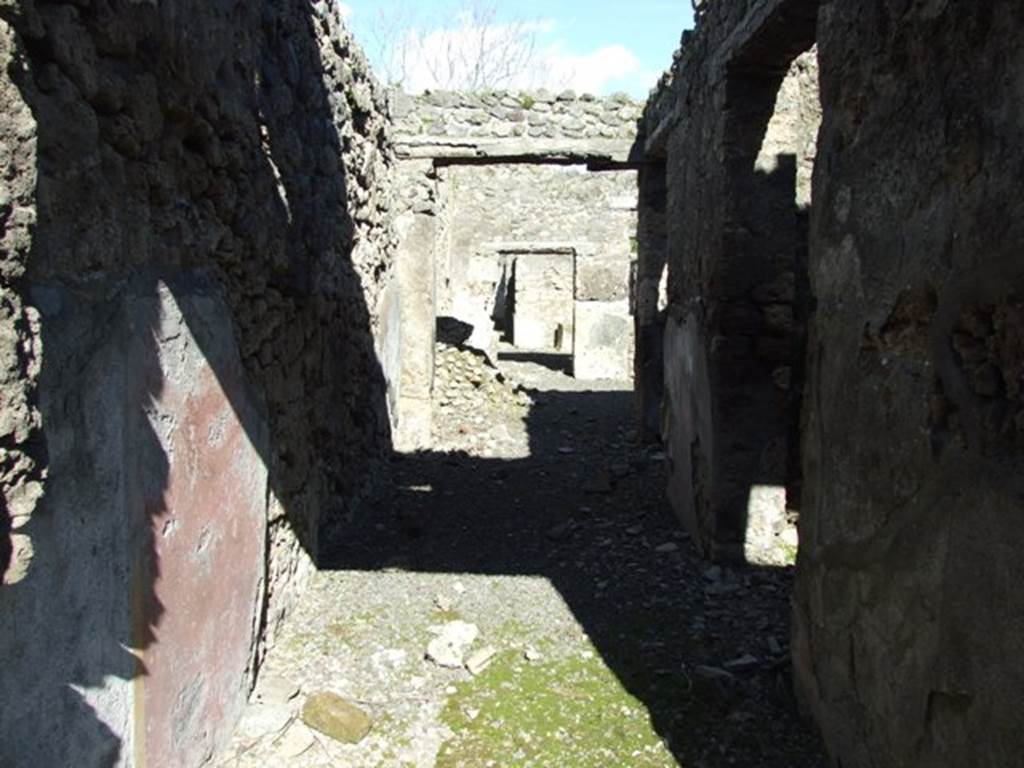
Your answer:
[360,0,555,91]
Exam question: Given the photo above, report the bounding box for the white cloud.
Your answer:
[540,43,644,95]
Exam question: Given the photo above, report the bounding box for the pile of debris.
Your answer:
[431,341,532,456]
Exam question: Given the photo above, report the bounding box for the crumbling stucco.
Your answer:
[0,1,397,765]
[794,2,1024,765]
[646,0,1024,765]
[3,1,1020,766]
[644,0,818,564]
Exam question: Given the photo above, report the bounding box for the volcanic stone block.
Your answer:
[302,692,373,744]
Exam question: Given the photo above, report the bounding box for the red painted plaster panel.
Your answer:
[136,344,266,767]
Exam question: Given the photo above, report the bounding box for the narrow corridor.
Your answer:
[217,342,825,767]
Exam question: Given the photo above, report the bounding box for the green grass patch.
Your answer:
[435,608,464,623]
[437,648,677,767]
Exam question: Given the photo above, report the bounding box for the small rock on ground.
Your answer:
[301,692,373,744]
[426,620,479,669]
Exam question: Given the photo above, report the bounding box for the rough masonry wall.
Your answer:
[649,0,1024,765]
[633,163,668,443]
[647,0,818,564]
[793,2,1024,766]
[393,88,640,144]
[386,89,642,433]
[444,165,637,317]
[0,2,397,766]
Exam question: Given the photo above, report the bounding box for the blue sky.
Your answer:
[341,1,694,98]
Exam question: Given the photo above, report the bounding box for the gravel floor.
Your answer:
[215,341,827,768]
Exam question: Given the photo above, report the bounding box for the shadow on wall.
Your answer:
[696,42,819,563]
[660,156,811,563]
[0,1,391,766]
[325,386,825,767]
[0,489,10,583]
[633,160,668,444]
[496,349,573,375]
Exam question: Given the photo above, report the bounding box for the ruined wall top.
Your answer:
[642,0,817,155]
[391,89,643,164]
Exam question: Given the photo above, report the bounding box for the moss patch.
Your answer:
[779,542,799,565]
[437,648,677,767]
[434,608,464,623]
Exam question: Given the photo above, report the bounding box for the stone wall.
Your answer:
[794,2,1024,765]
[388,89,643,446]
[0,2,397,766]
[646,0,1024,765]
[393,88,640,143]
[391,157,442,450]
[392,88,641,166]
[645,0,818,564]
[443,162,637,365]
[633,162,668,443]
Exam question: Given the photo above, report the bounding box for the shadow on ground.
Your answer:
[324,377,826,767]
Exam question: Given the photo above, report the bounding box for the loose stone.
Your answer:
[252,675,300,706]
[276,721,317,758]
[465,646,498,676]
[301,692,373,745]
[426,620,479,668]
